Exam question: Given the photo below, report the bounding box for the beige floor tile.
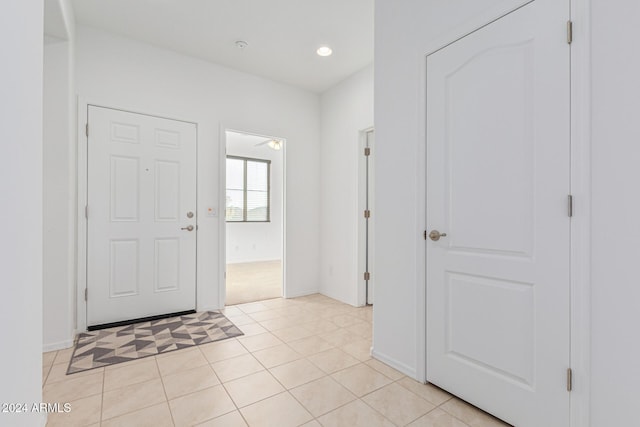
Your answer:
[223,370,285,408]
[407,408,471,427]
[362,382,435,426]
[345,322,373,339]
[221,306,244,317]
[307,348,360,374]
[169,385,236,427]
[299,319,340,334]
[52,347,75,365]
[300,421,322,427]
[317,399,395,427]
[46,394,102,427]
[45,363,104,385]
[340,338,372,362]
[398,378,453,406]
[252,344,302,368]
[102,378,167,421]
[211,354,265,383]
[258,317,295,331]
[271,326,315,343]
[196,410,247,426]
[319,329,363,347]
[162,364,220,400]
[200,339,249,364]
[287,336,334,356]
[236,302,271,314]
[101,378,166,421]
[273,306,310,318]
[365,359,406,380]
[331,314,364,328]
[225,314,257,327]
[331,363,392,397]
[43,371,103,403]
[440,398,511,427]
[43,365,52,385]
[269,359,325,389]
[103,358,159,391]
[260,298,291,309]
[290,376,356,417]
[238,332,283,352]
[247,310,282,322]
[101,402,174,427]
[240,391,313,427]
[237,323,269,337]
[155,347,208,377]
[43,351,57,367]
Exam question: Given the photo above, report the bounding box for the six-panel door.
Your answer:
[87,106,197,326]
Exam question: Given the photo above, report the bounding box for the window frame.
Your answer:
[225,155,271,223]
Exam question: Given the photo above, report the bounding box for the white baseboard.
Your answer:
[42,338,74,353]
[284,288,319,299]
[371,347,418,379]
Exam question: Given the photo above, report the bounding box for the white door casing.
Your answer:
[426,1,570,426]
[87,106,197,326]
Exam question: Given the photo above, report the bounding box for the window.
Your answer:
[226,156,271,222]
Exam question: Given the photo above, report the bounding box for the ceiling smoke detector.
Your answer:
[235,40,248,49]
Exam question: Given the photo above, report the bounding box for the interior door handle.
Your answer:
[428,230,447,241]
[181,225,194,232]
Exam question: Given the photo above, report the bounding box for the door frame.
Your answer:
[219,127,288,306]
[415,1,591,426]
[76,97,199,332]
[358,127,375,306]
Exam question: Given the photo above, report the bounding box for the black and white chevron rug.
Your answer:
[67,311,243,374]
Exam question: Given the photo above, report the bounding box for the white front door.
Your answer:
[426,1,570,426]
[87,106,197,326]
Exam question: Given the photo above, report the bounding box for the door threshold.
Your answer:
[87,309,196,331]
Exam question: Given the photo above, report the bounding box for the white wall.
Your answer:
[590,1,640,424]
[0,0,44,425]
[43,0,76,351]
[373,0,529,378]
[319,65,374,306]
[226,132,283,264]
[74,26,321,319]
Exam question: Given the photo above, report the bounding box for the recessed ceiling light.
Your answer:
[235,40,248,49]
[317,46,333,57]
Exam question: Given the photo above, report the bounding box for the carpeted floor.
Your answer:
[226,260,282,305]
[67,311,243,374]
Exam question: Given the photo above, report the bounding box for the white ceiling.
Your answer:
[71,0,374,93]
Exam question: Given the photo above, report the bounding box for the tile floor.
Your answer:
[42,294,509,427]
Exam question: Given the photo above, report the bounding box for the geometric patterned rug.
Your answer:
[67,311,243,374]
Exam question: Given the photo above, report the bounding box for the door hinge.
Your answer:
[566,368,573,391]
[85,123,89,137]
[364,147,371,156]
[568,195,573,217]
[364,272,370,281]
[364,210,371,218]
[84,288,88,301]
[567,20,573,44]
[85,205,88,219]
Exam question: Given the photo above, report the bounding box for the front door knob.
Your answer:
[181,225,194,232]
[429,230,447,241]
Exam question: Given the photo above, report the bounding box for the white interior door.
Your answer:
[426,1,570,426]
[87,106,197,326]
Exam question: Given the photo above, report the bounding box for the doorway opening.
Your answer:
[224,130,285,306]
